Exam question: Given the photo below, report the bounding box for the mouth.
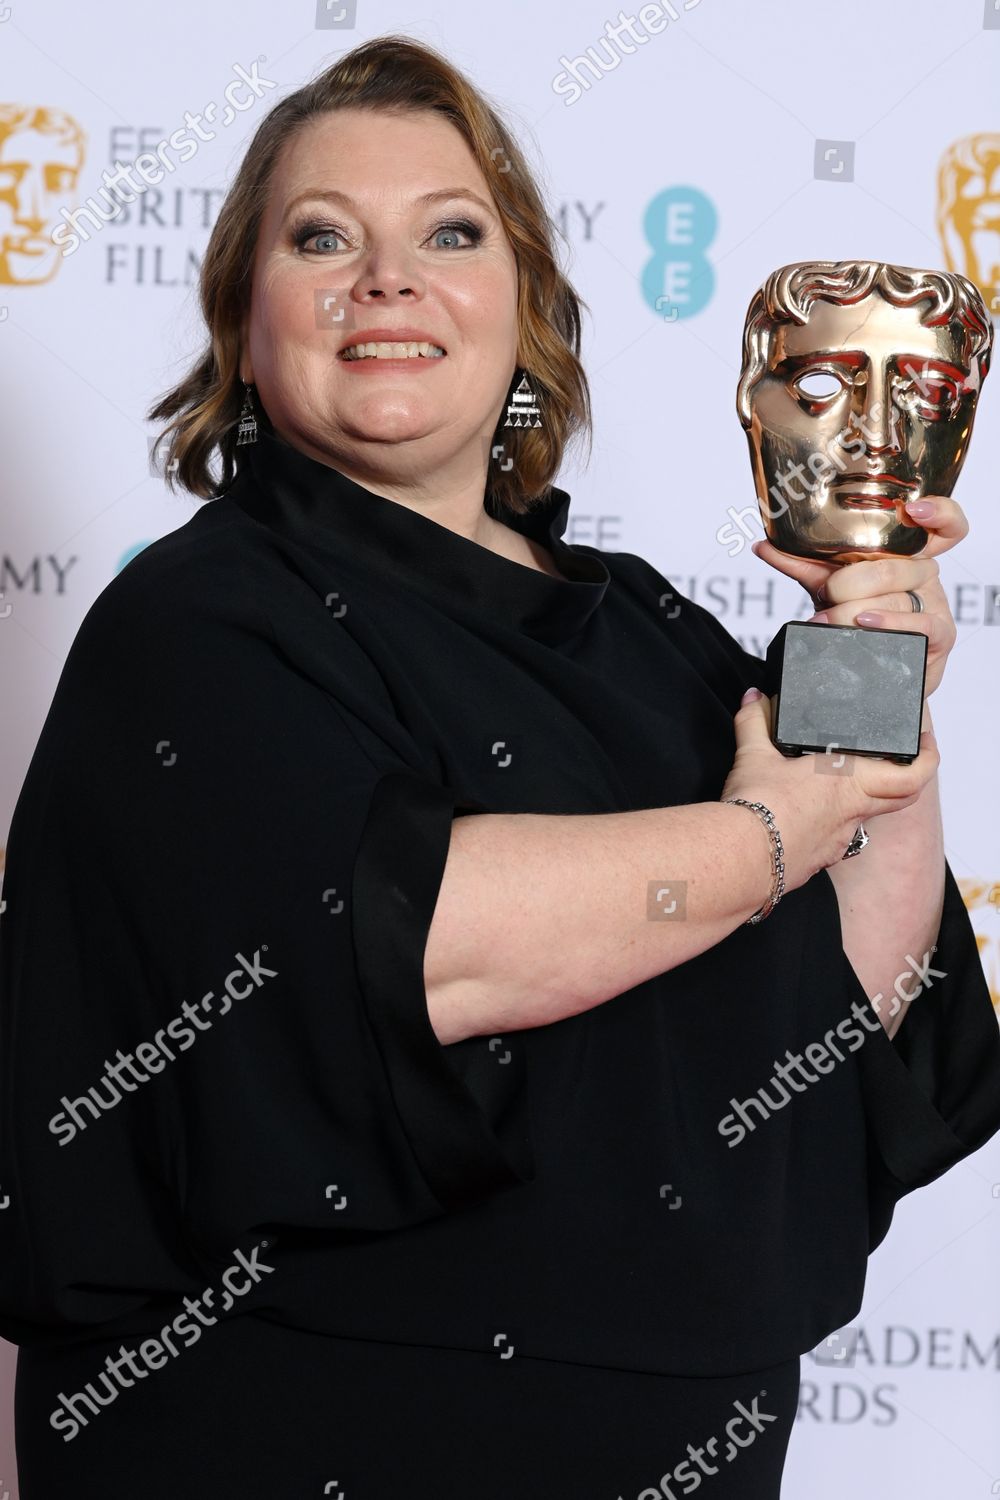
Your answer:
[338,340,447,362]
[830,476,918,510]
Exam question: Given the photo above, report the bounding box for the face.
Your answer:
[240,107,520,488]
[0,122,82,285]
[941,140,1000,318]
[743,289,985,562]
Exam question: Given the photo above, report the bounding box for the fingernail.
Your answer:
[741,686,763,703]
[855,610,883,625]
[809,611,829,624]
[904,499,934,518]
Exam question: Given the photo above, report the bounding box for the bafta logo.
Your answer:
[938,134,1000,321]
[957,878,1000,1014]
[0,104,85,285]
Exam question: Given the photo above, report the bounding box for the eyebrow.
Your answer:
[282,186,497,219]
[774,351,863,370]
[775,350,968,379]
[894,354,968,381]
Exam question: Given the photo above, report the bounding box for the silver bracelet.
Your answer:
[721,798,786,925]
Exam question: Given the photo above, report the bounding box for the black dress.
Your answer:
[2,430,998,1499]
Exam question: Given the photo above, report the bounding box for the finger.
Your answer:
[812,556,940,607]
[749,538,837,605]
[901,495,968,558]
[807,600,943,638]
[733,687,774,743]
[849,610,949,659]
[861,727,940,801]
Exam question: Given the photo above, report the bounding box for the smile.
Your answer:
[339,341,446,361]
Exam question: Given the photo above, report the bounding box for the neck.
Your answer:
[266,422,527,560]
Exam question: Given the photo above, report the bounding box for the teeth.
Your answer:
[341,340,446,360]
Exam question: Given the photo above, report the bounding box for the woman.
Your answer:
[2,34,998,1500]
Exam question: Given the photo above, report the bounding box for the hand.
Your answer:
[721,689,940,891]
[750,495,966,696]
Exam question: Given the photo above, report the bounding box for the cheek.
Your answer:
[440,258,518,345]
[249,266,324,374]
[918,418,963,458]
[753,390,801,434]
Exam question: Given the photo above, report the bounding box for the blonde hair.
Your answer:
[148,33,592,515]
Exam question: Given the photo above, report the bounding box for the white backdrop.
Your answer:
[1,1,998,1494]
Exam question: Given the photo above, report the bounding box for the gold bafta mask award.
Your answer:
[736,259,993,763]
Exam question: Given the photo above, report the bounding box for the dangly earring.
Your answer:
[502,370,543,429]
[236,381,258,446]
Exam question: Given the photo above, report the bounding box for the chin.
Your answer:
[339,416,437,444]
[766,525,898,561]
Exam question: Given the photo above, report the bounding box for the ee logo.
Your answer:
[641,186,717,321]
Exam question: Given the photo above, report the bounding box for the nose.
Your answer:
[350,237,424,302]
[856,361,902,457]
[15,173,46,235]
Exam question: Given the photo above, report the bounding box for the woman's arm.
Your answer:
[423,798,775,1044]
[424,690,940,1046]
[825,703,946,1042]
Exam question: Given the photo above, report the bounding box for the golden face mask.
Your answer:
[0,105,85,287]
[736,260,993,564]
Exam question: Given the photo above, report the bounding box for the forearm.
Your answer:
[423,800,776,1045]
[826,707,945,1040]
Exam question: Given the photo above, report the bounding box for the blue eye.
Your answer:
[291,217,484,255]
[294,226,343,254]
[431,219,484,249]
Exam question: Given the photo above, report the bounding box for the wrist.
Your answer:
[721,797,786,924]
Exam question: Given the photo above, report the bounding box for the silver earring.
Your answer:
[503,371,543,429]
[236,382,258,446]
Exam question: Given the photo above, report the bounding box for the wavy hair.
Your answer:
[148,34,592,514]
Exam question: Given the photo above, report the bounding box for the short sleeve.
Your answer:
[0,539,534,1345]
[843,861,1000,1240]
[351,772,532,1208]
